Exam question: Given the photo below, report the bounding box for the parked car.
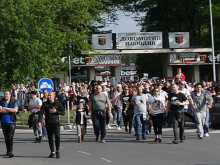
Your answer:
[0,91,4,100]
[210,96,220,128]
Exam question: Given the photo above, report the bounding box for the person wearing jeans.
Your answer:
[203,108,210,137]
[131,86,149,140]
[115,105,122,129]
[113,84,123,130]
[134,114,147,139]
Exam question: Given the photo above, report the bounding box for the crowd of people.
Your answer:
[1,68,219,158]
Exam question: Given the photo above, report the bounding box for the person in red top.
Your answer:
[69,86,76,110]
[174,68,186,82]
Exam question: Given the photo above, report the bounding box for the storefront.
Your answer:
[169,52,220,82]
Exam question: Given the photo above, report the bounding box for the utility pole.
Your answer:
[209,0,216,81]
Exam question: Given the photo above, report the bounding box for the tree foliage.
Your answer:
[0,0,108,88]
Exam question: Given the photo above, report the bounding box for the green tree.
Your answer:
[0,0,108,89]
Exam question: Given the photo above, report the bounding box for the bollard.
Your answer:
[67,100,70,124]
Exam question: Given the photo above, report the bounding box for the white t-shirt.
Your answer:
[159,90,168,103]
[29,98,42,113]
[132,94,149,115]
[179,88,191,109]
[63,86,70,97]
[113,91,122,107]
[148,95,165,114]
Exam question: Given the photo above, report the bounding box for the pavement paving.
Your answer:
[0,123,220,165]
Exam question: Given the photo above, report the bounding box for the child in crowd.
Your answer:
[73,102,88,143]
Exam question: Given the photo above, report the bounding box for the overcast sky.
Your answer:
[102,11,142,33]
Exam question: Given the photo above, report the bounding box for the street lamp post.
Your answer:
[209,0,216,81]
[68,54,71,85]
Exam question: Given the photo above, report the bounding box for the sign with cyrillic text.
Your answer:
[118,32,163,49]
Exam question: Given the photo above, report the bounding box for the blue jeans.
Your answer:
[134,114,147,137]
[204,108,210,134]
[116,106,122,127]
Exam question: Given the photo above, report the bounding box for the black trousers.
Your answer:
[171,112,185,140]
[1,123,16,153]
[46,123,60,153]
[123,113,133,131]
[151,113,164,135]
[92,110,106,140]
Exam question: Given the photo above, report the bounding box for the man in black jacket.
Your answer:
[39,92,65,158]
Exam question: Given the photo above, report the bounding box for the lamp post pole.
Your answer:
[209,0,216,82]
[68,54,71,85]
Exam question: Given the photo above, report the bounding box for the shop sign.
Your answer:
[170,53,220,64]
[120,70,137,76]
[118,32,163,49]
[72,55,121,66]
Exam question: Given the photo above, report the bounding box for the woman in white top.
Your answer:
[147,87,167,143]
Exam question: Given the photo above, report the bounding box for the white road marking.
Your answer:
[77,151,91,155]
[100,158,112,163]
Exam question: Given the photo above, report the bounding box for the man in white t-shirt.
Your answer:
[28,91,43,143]
[62,83,70,97]
[178,81,193,112]
[131,86,150,140]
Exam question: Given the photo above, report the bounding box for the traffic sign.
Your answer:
[38,78,54,92]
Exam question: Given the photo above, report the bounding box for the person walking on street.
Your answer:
[121,86,133,133]
[73,102,88,143]
[167,84,189,144]
[28,91,43,143]
[131,86,149,141]
[0,91,19,158]
[113,84,123,130]
[191,83,212,139]
[39,92,65,158]
[89,85,112,143]
[147,87,167,143]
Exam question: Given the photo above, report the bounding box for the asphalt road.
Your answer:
[0,124,220,165]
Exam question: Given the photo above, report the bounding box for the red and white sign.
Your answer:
[169,32,190,48]
[72,55,121,66]
[92,34,112,49]
[170,53,207,64]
